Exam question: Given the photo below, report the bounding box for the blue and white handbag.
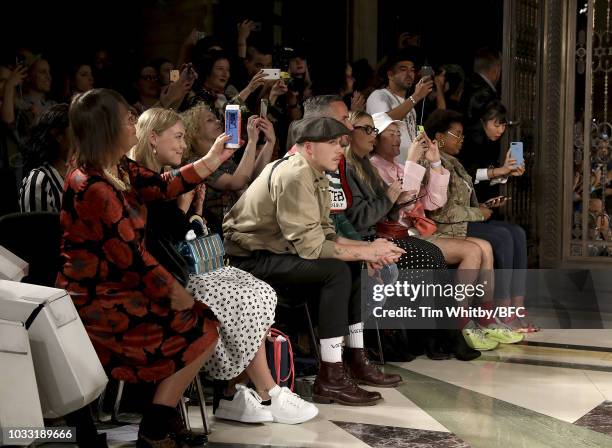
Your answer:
[176,228,225,275]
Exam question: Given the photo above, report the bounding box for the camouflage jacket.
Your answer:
[426,152,485,237]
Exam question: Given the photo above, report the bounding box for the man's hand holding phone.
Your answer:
[413,76,434,102]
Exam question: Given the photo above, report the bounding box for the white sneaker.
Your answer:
[214,384,274,423]
[267,385,319,424]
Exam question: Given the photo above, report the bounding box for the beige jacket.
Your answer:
[223,153,337,259]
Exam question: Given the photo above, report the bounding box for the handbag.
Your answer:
[398,202,438,237]
[376,220,409,240]
[176,228,225,275]
[265,328,295,391]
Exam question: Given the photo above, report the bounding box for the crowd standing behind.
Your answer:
[0,20,539,448]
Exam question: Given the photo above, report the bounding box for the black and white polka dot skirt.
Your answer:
[188,266,277,380]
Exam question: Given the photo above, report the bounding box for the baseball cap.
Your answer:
[371,112,405,134]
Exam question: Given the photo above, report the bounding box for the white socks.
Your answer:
[346,322,364,349]
[320,323,365,362]
[319,336,343,363]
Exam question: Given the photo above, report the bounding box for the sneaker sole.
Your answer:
[484,335,524,344]
[272,407,319,425]
[312,394,381,406]
[214,410,273,423]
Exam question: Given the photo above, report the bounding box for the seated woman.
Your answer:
[367,112,497,352]
[57,89,233,448]
[181,104,274,234]
[460,99,525,205]
[19,103,70,213]
[424,109,529,343]
[344,110,480,360]
[129,107,318,425]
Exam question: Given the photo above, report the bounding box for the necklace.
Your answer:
[103,166,131,191]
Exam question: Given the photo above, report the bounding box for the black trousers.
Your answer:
[230,251,362,339]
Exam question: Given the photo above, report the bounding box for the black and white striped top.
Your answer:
[19,163,64,213]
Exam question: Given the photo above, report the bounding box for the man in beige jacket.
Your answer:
[224,116,405,406]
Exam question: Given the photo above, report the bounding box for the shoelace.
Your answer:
[468,329,490,344]
[237,385,265,409]
[278,387,306,408]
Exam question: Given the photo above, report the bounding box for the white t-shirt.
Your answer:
[366,88,417,164]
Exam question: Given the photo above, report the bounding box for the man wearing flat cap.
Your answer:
[224,116,404,406]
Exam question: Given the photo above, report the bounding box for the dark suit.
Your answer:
[462,73,500,122]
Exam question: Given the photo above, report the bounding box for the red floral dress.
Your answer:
[56,157,219,383]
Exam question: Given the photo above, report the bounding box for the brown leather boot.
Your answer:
[344,348,403,387]
[313,361,382,406]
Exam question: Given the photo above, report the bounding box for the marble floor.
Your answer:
[42,330,612,448]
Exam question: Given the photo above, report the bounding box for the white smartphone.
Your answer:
[260,99,268,118]
[225,105,241,149]
[261,68,281,80]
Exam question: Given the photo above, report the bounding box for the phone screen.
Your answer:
[260,99,268,118]
[225,107,241,147]
[510,142,524,167]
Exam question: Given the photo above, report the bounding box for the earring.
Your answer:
[152,145,157,155]
[438,138,445,149]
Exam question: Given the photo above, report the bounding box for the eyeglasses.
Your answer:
[446,130,464,141]
[140,74,159,82]
[125,112,138,126]
[354,125,379,136]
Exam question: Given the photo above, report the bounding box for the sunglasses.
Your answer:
[354,125,380,136]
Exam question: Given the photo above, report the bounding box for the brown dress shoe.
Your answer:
[313,361,382,406]
[344,348,403,387]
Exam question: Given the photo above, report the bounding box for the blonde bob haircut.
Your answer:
[129,107,182,172]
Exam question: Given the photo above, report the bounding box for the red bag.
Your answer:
[265,328,295,391]
[400,201,437,237]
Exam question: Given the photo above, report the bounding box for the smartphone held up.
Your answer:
[225,105,241,149]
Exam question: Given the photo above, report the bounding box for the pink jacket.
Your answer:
[369,155,449,216]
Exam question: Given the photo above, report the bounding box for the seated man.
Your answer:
[223,117,405,406]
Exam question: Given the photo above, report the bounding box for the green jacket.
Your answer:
[427,152,485,237]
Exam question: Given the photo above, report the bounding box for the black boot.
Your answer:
[64,405,108,448]
[425,331,452,360]
[445,329,481,361]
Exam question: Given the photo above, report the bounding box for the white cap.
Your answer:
[371,112,405,134]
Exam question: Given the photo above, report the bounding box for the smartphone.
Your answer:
[195,30,207,41]
[510,141,524,167]
[484,196,511,207]
[417,125,425,134]
[252,21,262,32]
[170,70,180,83]
[260,99,268,118]
[261,68,281,80]
[225,105,241,149]
[401,192,428,205]
[15,54,26,67]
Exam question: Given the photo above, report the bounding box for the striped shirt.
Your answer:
[19,163,64,213]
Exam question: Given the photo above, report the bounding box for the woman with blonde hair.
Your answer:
[131,107,318,426]
[180,104,275,234]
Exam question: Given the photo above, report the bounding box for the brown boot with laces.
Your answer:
[313,361,382,406]
[343,347,403,387]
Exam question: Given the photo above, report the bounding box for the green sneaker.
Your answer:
[462,327,499,351]
[482,320,524,344]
